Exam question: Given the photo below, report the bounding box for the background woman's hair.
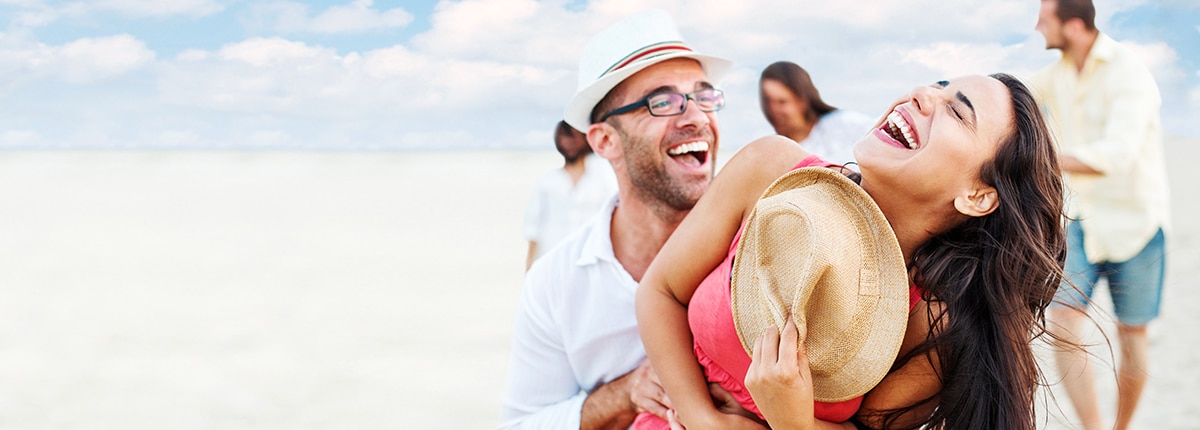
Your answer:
[759,61,837,126]
[869,73,1068,430]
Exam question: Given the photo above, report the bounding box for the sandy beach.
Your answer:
[1,137,1197,429]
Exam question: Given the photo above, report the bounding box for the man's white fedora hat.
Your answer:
[563,9,732,132]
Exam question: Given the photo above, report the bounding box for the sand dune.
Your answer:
[0,137,1195,428]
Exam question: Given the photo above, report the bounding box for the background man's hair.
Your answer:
[1054,0,1097,31]
[555,120,575,141]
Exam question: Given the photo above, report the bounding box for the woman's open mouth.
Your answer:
[882,110,918,149]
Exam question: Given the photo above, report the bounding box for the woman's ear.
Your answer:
[954,185,999,217]
[587,122,621,161]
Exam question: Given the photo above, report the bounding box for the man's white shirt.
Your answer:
[500,196,646,429]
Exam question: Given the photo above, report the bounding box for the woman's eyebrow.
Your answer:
[956,91,977,128]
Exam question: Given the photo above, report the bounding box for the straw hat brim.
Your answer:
[731,167,909,402]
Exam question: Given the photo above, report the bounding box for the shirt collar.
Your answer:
[1083,32,1117,67]
[576,195,621,267]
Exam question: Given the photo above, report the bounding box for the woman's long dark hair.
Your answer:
[870,74,1067,429]
[759,61,837,126]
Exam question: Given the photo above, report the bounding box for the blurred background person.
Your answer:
[522,120,617,270]
[1029,0,1170,429]
[759,61,873,167]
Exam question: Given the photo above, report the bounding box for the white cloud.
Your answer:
[0,0,43,6]
[56,35,155,82]
[249,0,413,34]
[158,130,203,147]
[903,43,1029,79]
[86,0,223,17]
[1,0,1196,150]
[0,34,153,85]
[12,9,58,27]
[247,130,292,147]
[1125,41,1187,84]
[0,130,42,147]
[216,37,335,67]
[156,36,568,118]
[412,0,586,68]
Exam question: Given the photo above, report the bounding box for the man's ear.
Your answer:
[954,185,999,217]
[587,122,621,161]
[1063,17,1087,37]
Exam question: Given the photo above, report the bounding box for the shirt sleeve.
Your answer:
[1068,61,1161,175]
[498,266,586,429]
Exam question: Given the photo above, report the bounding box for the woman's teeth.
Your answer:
[886,111,916,149]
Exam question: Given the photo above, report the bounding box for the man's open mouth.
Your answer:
[667,141,709,166]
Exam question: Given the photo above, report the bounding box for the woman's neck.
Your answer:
[864,181,963,264]
[785,119,815,143]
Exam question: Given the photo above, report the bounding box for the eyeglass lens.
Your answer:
[647,89,723,116]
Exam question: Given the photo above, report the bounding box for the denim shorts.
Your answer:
[1054,221,1166,326]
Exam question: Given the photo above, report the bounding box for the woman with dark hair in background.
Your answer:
[759,61,873,167]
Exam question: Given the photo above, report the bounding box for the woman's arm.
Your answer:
[636,136,809,429]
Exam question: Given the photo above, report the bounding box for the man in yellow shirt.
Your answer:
[1028,1,1170,429]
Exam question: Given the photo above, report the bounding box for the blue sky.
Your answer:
[1,0,1196,150]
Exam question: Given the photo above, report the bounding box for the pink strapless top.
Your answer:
[635,156,922,429]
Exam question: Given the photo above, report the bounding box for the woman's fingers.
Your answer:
[667,409,686,430]
[792,318,810,372]
[760,325,780,364]
[780,318,799,368]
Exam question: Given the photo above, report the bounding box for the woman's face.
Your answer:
[854,75,1013,207]
[760,78,808,133]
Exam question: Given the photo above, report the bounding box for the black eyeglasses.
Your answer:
[596,88,725,123]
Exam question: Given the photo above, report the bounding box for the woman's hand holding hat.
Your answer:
[745,317,819,429]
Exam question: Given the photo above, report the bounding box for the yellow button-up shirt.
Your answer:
[1027,33,1170,263]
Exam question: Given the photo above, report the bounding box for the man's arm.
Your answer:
[499,273,590,429]
[580,364,642,430]
[1059,155,1102,175]
[585,361,676,429]
[500,271,670,429]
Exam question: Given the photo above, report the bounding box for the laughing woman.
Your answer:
[635,74,1066,429]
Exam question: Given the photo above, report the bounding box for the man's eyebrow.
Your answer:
[935,80,949,88]
[696,81,714,90]
[640,85,677,98]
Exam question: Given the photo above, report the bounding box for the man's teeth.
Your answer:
[668,141,709,155]
[887,111,916,149]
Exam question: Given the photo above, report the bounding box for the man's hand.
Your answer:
[1059,154,1101,175]
[628,361,672,420]
[581,361,668,430]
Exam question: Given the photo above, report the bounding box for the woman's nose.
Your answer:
[908,86,938,115]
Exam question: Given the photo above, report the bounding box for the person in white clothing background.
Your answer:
[523,120,617,271]
[500,9,742,429]
[759,61,872,168]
